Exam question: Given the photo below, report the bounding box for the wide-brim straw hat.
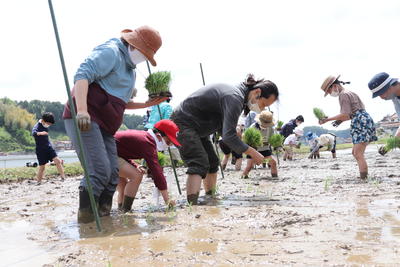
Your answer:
[321,75,340,97]
[121,25,162,66]
[255,111,274,128]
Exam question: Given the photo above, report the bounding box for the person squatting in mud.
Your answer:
[307,132,337,159]
[63,25,166,223]
[283,128,303,161]
[241,110,278,179]
[171,74,279,205]
[115,119,179,212]
[319,75,377,180]
[368,72,400,138]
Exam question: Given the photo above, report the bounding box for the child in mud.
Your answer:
[283,128,303,160]
[115,120,179,212]
[280,115,304,138]
[32,112,65,184]
[308,133,337,159]
[219,124,245,171]
[171,74,279,205]
[319,75,377,179]
[63,26,166,223]
[305,132,319,158]
[242,110,278,178]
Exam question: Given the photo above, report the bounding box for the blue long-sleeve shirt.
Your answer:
[74,38,136,103]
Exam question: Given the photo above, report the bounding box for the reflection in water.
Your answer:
[0,220,56,266]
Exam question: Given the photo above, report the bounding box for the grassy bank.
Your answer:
[0,162,83,182]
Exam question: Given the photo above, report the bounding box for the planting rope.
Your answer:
[146,61,182,195]
[48,0,102,231]
[199,63,225,179]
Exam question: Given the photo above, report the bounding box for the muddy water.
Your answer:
[0,146,400,265]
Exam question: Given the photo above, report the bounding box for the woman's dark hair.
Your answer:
[242,74,279,115]
[42,112,55,124]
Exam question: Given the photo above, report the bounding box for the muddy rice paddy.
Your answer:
[1,146,400,266]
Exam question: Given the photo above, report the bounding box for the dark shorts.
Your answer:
[219,141,243,159]
[36,147,57,166]
[246,149,272,159]
[173,122,219,178]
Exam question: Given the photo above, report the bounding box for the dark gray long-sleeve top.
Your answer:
[173,83,249,154]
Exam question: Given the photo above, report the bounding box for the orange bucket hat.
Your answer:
[121,25,162,66]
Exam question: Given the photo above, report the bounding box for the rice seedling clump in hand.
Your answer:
[269,134,284,149]
[145,71,172,99]
[313,108,328,121]
[379,136,400,156]
[243,127,263,148]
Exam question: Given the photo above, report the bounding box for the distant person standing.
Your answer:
[144,99,173,130]
[32,112,65,184]
[280,115,304,138]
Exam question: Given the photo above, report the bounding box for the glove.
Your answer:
[332,120,342,127]
[76,112,91,131]
[378,146,388,156]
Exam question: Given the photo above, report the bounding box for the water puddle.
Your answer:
[0,220,57,266]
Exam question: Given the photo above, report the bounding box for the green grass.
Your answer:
[145,71,171,94]
[0,162,83,182]
[243,127,263,148]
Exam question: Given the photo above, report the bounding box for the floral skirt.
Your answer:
[350,110,378,144]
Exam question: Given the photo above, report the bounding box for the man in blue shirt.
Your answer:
[32,112,65,184]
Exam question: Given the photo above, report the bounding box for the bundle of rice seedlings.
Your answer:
[379,137,400,155]
[269,134,284,149]
[145,71,172,98]
[243,127,263,148]
[276,120,284,129]
[157,152,167,167]
[313,108,327,120]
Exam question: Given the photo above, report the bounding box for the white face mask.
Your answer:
[247,96,262,113]
[128,46,147,65]
[330,89,339,97]
[43,123,50,128]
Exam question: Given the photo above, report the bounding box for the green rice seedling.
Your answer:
[157,152,167,167]
[379,136,400,155]
[243,127,263,148]
[145,71,172,98]
[276,120,284,130]
[313,108,328,121]
[269,134,284,149]
[324,177,331,191]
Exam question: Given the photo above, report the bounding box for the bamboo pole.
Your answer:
[145,61,182,195]
[199,63,225,179]
[48,0,102,231]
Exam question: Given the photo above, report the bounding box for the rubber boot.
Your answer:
[77,188,98,224]
[98,191,114,217]
[332,152,336,159]
[360,172,368,180]
[187,193,199,205]
[122,196,135,213]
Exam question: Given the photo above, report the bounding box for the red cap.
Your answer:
[154,119,181,147]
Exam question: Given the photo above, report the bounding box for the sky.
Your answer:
[1,0,399,131]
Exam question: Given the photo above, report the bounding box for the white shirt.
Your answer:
[284,134,299,146]
[147,129,168,152]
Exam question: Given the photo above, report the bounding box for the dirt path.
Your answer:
[1,146,400,266]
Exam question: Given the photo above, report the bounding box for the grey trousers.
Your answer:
[64,119,119,197]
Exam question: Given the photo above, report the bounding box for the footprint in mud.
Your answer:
[330,163,340,170]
